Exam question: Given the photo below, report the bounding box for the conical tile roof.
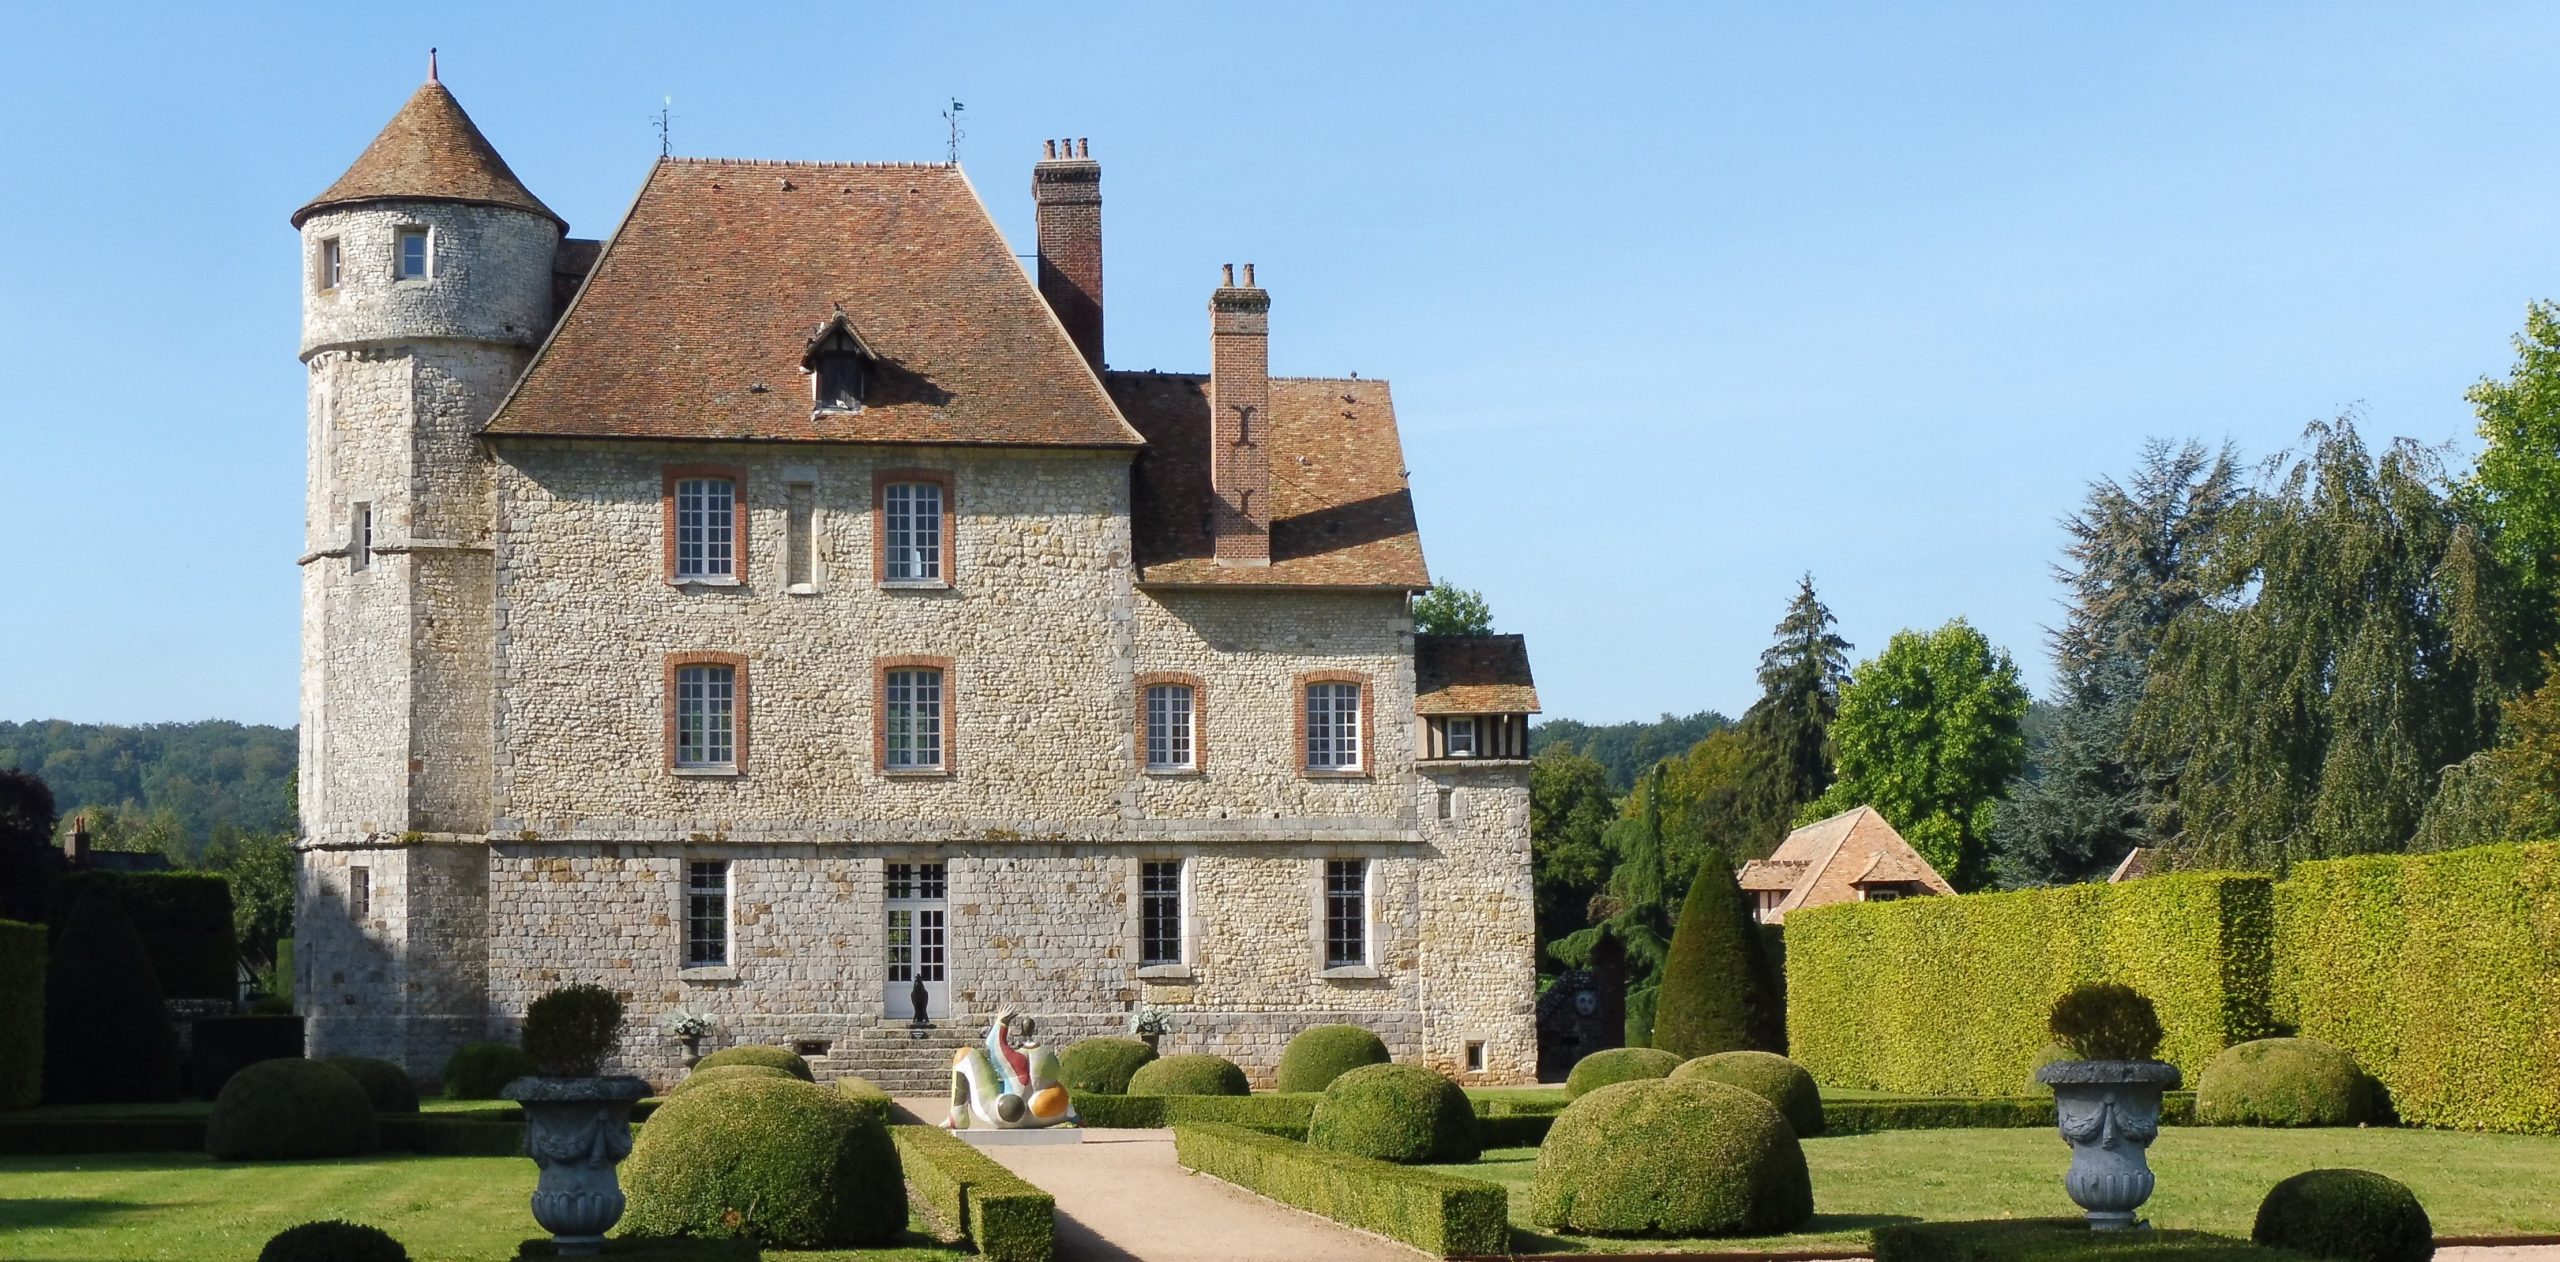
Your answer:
[292,77,563,229]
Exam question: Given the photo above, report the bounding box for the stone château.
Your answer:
[293,64,1541,1089]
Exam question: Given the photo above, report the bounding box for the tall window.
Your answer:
[1140,859,1184,967]
[318,237,343,291]
[350,502,373,573]
[885,668,943,769]
[1306,682,1363,771]
[1324,859,1369,969]
[395,226,429,280]
[883,481,943,582]
[1145,684,1195,770]
[1445,717,1477,758]
[349,865,370,920]
[675,477,737,580]
[686,860,730,967]
[784,482,816,589]
[676,664,737,769]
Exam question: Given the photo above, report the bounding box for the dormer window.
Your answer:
[803,309,878,414]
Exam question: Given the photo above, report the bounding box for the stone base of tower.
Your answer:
[296,839,492,1086]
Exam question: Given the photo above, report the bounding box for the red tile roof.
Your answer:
[1413,635,1541,714]
[293,80,564,230]
[1754,805,1956,922]
[1110,373,1428,589]
[483,160,1143,449]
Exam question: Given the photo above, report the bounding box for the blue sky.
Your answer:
[3,3,2555,728]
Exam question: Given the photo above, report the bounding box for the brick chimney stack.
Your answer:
[1033,138,1104,372]
[1210,262,1272,567]
[62,813,89,866]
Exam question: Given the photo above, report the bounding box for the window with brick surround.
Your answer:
[1141,859,1184,967]
[348,865,370,920]
[1305,682,1363,771]
[883,482,942,582]
[675,663,737,769]
[674,478,737,580]
[1146,684,1195,770]
[395,226,430,280]
[1324,859,1370,969]
[884,668,944,770]
[686,860,730,967]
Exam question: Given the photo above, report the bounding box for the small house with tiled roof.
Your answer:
[1738,806,1953,924]
[291,67,1536,1090]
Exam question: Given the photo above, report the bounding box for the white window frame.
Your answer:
[1320,858,1373,973]
[675,664,737,770]
[1306,682,1363,771]
[884,668,944,770]
[394,225,431,281]
[1145,684,1196,771]
[684,859,731,969]
[883,481,943,583]
[1445,717,1477,758]
[318,237,343,291]
[1138,858,1187,969]
[674,477,738,581]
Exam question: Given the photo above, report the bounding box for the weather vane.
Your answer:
[654,97,674,159]
[942,98,966,165]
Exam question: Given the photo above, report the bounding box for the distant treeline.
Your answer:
[0,720,296,856]
[1530,712,1732,792]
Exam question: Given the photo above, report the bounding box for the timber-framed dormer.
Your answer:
[1414,633,1540,762]
[804,307,877,413]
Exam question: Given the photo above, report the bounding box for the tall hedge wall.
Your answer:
[0,920,42,1111]
[2274,843,2560,1132]
[44,872,235,1000]
[1787,872,2275,1095]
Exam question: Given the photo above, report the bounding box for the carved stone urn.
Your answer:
[2034,1059,2183,1229]
[504,1074,652,1255]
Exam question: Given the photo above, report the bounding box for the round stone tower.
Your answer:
[293,59,562,1076]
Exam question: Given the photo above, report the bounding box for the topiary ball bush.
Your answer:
[440,1041,536,1099]
[522,983,624,1078]
[2048,982,2165,1062]
[1125,1053,1249,1097]
[1058,1037,1157,1094]
[325,1056,421,1113]
[1564,1046,1681,1098]
[669,1064,794,1096]
[2198,1038,2375,1127]
[1671,1051,1823,1137]
[622,1076,905,1248]
[2026,1041,2075,1091]
[1308,1063,1480,1163]
[2253,1169,2433,1262]
[207,1058,379,1160]
[258,1220,409,1262]
[1275,1024,1392,1094]
[1531,1078,1814,1237]
[694,1044,814,1082]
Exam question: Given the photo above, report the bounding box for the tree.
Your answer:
[43,884,181,1103]
[1649,845,1775,1058]
[2135,416,2535,869]
[2463,301,2560,640]
[202,831,297,974]
[1530,744,1617,965]
[1738,576,1852,830]
[1554,767,1677,1045]
[1804,619,2030,889]
[1530,712,1732,792]
[1994,439,2240,886]
[0,768,62,923]
[1412,582,1494,636]
[1650,729,1765,878]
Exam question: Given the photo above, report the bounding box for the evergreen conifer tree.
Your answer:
[1649,845,1772,1058]
[1553,767,1676,1045]
[43,884,180,1103]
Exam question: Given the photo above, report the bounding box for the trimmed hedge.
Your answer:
[892,1124,1055,1262]
[1073,1090,1320,1130]
[2275,841,2560,1132]
[45,871,236,1000]
[1563,1046,1680,1098]
[0,920,41,1110]
[259,1220,410,1262]
[1057,1037,1156,1095]
[0,1113,207,1154]
[668,1064,792,1096]
[327,1057,422,1114]
[622,1076,904,1248]
[2252,1169,2431,1262]
[207,1058,379,1160]
[442,1042,536,1099]
[191,1016,305,1099]
[1475,1113,1554,1148]
[1307,1064,1479,1163]
[2196,1038,2372,1127]
[1274,1025,1390,1094]
[1671,1051,1823,1137]
[1875,1218,2302,1260]
[1529,1079,1812,1237]
[1126,1053,1248,1096]
[1174,1122,1509,1257]
[833,1075,891,1127]
[43,883,181,1103]
[1826,1092,2197,1135]
[693,1045,813,1082]
[1788,872,2276,1096]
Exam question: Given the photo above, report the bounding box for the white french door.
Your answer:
[884,862,950,1019]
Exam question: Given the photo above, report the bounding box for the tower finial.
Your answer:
[428,47,439,83]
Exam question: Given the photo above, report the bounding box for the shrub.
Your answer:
[257,1220,409,1262]
[1530,1078,1813,1236]
[2275,842,2560,1132]
[1174,1122,1510,1257]
[1563,1046,1680,1098]
[207,1058,379,1160]
[1787,872,2274,1095]
[42,884,180,1103]
[326,1057,421,1113]
[1876,1218,2297,1260]
[45,871,236,1000]
[1126,1053,1248,1097]
[2026,1041,2074,1091]
[1671,1051,1823,1137]
[2050,983,2166,1061]
[441,1041,536,1099]
[0,920,41,1110]
[2196,1038,2373,1127]
[190,1015,305,1098]
[2252,1169,2433,1262]
[622,1076,904,1248]
[1652,850,1775,1059]
[894,1124,1057,1262]
[694,1044,813,1081]
[1058,1037,1157,1095]
[669,1064,792,1096]
[522,983,623,1077]
[1307,1063,1478,1163]
[1273,1025,1390,1094]
[1072,1091,1319,1129]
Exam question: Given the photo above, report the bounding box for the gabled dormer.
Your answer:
[803,307,879,413]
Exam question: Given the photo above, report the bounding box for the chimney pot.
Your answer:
[1243,263,1255,287]
[1077,137,1088,157]
[1222,263,1234,287]
[1044,139,1056,159]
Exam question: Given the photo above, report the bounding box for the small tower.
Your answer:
[293,58,561,1073]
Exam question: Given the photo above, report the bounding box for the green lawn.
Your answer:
[0,1153,966,1262]
[1426,1127,2560,1254]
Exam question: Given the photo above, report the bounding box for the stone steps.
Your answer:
[824,1022,983,1092]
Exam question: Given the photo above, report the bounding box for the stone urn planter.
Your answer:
[2034,1059,2182,1229]
[504,1074,651,1256]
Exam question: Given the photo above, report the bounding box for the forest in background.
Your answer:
[0,719,295,859]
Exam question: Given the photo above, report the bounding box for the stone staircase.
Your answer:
[826,1021,981,1095]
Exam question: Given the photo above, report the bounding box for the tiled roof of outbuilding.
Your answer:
[483,160,1144,449]
[292,79,565,229]
[1110,372,1428,589]
[1413,635,1541,714]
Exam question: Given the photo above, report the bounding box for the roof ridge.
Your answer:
[664,157,957,170]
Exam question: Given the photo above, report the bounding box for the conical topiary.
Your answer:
[43,884,180,1103]
[1649,847,1772,1060]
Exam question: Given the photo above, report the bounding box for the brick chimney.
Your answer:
[1211,263,1272,567]
[62,813,89,866]
[1033,138,1103,372]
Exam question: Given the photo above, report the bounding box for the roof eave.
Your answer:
[292,191,569,232]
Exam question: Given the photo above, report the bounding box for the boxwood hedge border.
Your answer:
[1173,1121,1509,1258]
[890,1124,1054,1262]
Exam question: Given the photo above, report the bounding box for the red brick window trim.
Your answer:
[665,651,750,774]
[875,654,957,774]
[663,464,750,584]
[1136,671,1208,773]
[872,468,956,587]
[1295,670,1375,779]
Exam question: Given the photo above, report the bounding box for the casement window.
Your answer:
[1324,859,1370,969]
[1140,859,1185,967]
[784,482,816,591]
[1146,684,1196,770]
[685,859,730,968]
[318,237,343,291]
[883,482,943,582]
[348,865,370,920]
[394,226,430,280]
[673,661,740,770]
[1304,681,1364,772]
[674,477,737,580]
[350,502,373,573]
[1444,717,1477,758]
[883,666,945,770]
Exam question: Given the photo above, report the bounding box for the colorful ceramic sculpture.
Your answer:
[947,1009,1078,1130]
